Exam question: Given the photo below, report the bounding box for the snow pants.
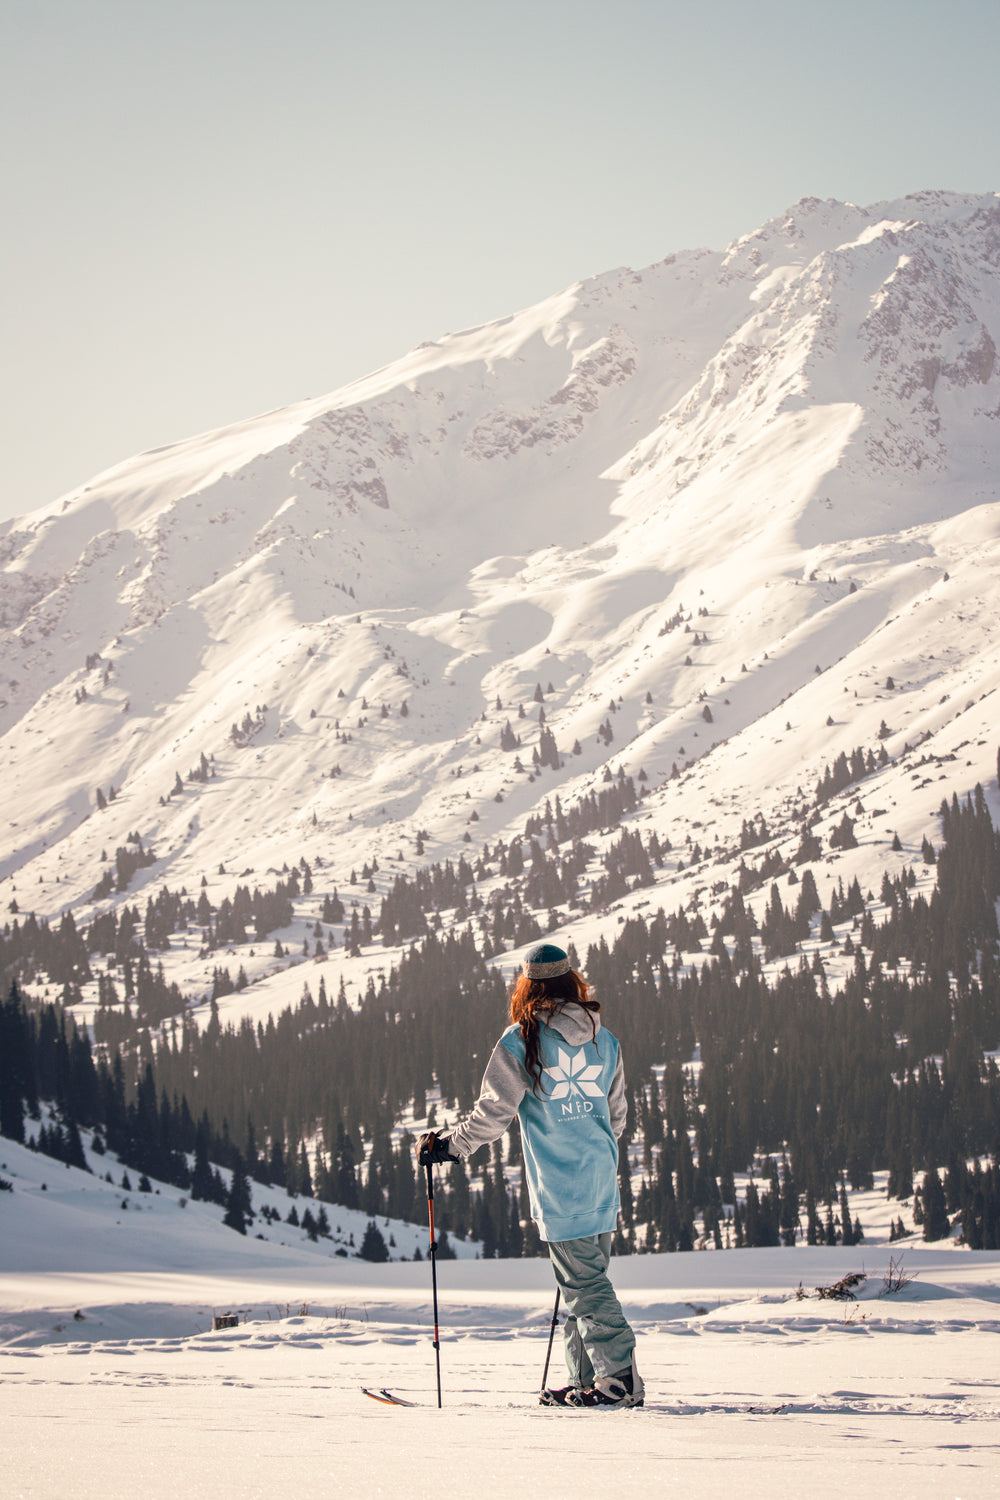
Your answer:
[547,1232,635,1385]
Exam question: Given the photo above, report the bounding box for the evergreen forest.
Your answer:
[3,774,1000,1256]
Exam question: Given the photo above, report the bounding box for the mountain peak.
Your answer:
[2,191,999,980]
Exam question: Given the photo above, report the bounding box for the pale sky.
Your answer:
[2,0,998,522]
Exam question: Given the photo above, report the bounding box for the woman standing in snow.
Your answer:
[418,941,642,1408]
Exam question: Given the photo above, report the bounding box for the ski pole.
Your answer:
[540,1287,561,1392]
[425,1159,443,1408]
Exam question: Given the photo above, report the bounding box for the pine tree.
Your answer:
[223,1151,253,1235]
[618,1146,634,1228]
[296,1141,314,1198]
[0,983,30,1143]
[779,1156,799,1245]
[921,1168,951,1242]
[335,1122,359,1208]
[190,1114,216,1202]
[268,1138,287,1189]
[63,1115,89,1172]
[435,1228,456,1260]
[829,812,858,851]
[359,1219,390,1262]
[838,1178,853,1246]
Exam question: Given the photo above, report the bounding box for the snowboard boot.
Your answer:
[586,1351,644,1408]
[539,1384,584,1407]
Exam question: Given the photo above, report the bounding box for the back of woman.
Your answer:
[418,941,643,1409]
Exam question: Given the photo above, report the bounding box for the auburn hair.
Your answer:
[509,969,600,1096]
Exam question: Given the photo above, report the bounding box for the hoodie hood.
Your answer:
[544,1003,602,1047]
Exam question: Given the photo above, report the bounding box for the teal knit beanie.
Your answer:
[522,942,570,980]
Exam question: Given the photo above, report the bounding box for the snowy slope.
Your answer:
[1,190,1000,1019]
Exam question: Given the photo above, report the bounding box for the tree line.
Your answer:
[3,776,1000,1252]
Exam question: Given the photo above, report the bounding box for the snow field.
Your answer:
[3,1249,1000,1499]
[4,1134,1000,1497]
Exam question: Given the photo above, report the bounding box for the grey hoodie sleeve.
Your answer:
[608,1045,626,1137]
[448,1036,529,1161]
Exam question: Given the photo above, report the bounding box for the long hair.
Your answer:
[509,969,600,1096]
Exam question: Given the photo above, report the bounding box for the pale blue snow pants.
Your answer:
[547,1233,636,1386]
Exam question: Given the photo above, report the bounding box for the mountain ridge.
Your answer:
[2,189,1000,1004]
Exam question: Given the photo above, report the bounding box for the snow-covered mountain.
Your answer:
[2,189,1000,1004]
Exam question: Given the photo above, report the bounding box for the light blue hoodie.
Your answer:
[449,1003,626,1243]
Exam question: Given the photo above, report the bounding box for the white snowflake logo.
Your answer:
[543,1047,604,1101]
